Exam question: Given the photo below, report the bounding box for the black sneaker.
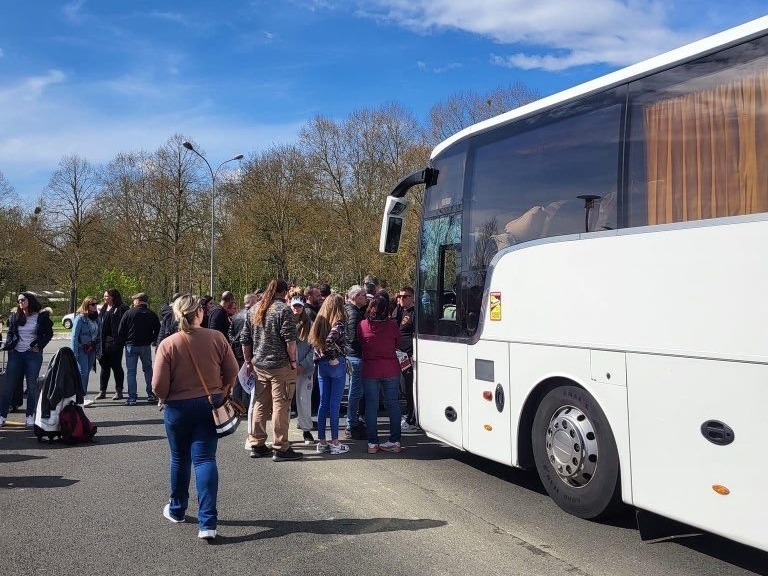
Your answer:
[250,445,272,458]
[302,431,315,444]
[272,447,303,462]
[147,395,158,403]
[94,392,107,400]
[126,398,137,406]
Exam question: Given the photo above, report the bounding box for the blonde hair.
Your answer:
[308,293,347,351]
[77,296,99,315]
[173,294,201,334]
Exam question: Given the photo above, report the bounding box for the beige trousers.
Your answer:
[248,364,296,452]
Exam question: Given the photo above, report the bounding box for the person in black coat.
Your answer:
[96,288,129,400]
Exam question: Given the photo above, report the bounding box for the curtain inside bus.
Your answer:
[642,70,768,224]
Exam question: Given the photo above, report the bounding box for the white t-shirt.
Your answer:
[15,313,39,353]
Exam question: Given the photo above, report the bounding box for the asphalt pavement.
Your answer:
[1,339,767,576]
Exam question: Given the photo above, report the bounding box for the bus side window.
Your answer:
[439,245,459,319]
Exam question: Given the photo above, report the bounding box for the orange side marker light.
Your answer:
[712,485,730,495]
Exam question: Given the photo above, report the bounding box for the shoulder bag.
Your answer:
[182,333,245,437]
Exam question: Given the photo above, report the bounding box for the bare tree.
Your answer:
[40,155,101,312]
[143,135,207,295]
[427,83,540,146]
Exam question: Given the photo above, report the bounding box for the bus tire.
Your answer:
[532,385,622,520]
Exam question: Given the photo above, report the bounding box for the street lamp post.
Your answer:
[182,141,243,297]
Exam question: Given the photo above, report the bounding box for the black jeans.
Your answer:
[98,346,125,392]
[401,367,415,425]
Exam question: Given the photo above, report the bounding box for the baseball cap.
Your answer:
[289,297,305,307]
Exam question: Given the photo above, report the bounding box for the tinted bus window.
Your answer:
[627,36,768,226]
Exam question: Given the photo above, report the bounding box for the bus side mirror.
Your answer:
[379,196,410,254]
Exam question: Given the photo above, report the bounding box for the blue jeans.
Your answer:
[75,351,96,396]
[344,356,363,430]
[317,358,347,441]
[163,396,219,530]
[125,345,153,401]
[1,349,43,418]
[363,376,401,445]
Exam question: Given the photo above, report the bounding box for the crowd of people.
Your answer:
[0,275,417,540]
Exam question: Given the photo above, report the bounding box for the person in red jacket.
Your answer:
[357,292,402,454]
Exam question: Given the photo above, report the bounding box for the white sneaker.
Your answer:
[316,443,331,454]
[83,398,94,407]
[330,443,349,455]
[163,503,185,524]
[0,415,7,427]
[198,529,217,540]
[25,415,35,427]
[401,419,415,432]
[379,441,402,453]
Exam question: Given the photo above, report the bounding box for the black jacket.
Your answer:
[156,303,178,344]
[228,308,249,363]
[39,346,83,418]
[99,303,129,350]
[2,309,54,352]
[344,302,365,357]
[117,304,161,346]
[207,305,230,338]
[393,305,415,355]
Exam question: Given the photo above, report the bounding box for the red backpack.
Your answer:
[59,402,97,444]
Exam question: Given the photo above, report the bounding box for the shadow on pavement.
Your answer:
[675,533,768,575]
[212,517,447,544]
[0,475,78,488]
[89,434,165,446]
[0,454,47,463]
[96,419,164,428]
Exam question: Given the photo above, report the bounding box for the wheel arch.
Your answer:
[517,376,574,469]
[516,375,623,474]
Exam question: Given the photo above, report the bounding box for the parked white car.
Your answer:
[61,313,75,329]
[62,304,102,329]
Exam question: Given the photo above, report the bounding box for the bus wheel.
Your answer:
[532,385,622,519]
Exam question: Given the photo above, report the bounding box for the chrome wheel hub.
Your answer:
[545,405,598,487]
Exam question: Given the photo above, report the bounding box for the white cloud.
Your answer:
[0,70,66,105]
[356,0,707,70]
[62,0,87,25]
[0,71,303,197]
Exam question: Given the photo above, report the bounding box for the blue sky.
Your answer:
[1,1,766,201]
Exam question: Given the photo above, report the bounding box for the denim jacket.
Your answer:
[71,314,100,361]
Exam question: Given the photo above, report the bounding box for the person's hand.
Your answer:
[245,363,253,376]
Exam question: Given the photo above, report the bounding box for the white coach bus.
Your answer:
[379,17,768,552]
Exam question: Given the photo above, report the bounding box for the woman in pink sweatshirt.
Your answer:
[357,292,402,454]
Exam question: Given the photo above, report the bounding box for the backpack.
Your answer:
[59,401,97,444]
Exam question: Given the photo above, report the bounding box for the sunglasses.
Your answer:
[17,297,27,303]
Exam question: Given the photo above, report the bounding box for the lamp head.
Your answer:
[182,141,194,151]
[234,154,244,160]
